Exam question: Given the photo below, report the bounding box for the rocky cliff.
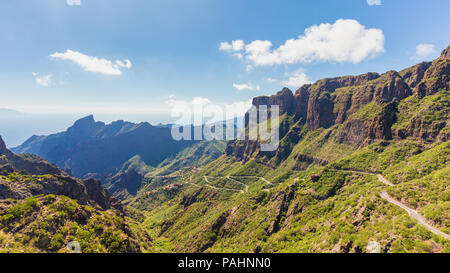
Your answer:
[226,45,450,161]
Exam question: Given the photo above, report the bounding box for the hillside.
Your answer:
[104,141,226,200]
[124,46,450,253]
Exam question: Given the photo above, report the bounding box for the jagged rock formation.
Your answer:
[226,46,450,161]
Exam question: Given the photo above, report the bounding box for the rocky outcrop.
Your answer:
[0,136,122,212]
[266,185,296,235]
[83,178,113,210]
[401,62,432,88]
[415,46,450,98]
[252,88,295,115]
[440,45,450,60]
[226,46,449,161]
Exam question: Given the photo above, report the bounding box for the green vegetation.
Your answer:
[2,49,449,253]
[0,194,150,253]
[393,90,449,135]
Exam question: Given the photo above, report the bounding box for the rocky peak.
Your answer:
[73,114,95,126]
[415,45,449,97]
[67,115,104,135]
[252,88,294,114]
[440,45,450,59]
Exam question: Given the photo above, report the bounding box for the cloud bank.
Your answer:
[220,19,385,66]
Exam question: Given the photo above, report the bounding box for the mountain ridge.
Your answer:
[12,116,198,180]
[225,45,450,163]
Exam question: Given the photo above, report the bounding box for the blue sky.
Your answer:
[0,0,449,120]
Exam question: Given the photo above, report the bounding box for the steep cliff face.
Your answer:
[226,45,450,162]
[252,88,295,115]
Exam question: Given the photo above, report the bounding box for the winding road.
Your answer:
[226,176,249,193]
[379,191,450,240]
[335,168,450,240]
[203,176,244,193]
[201,175,276,194]
[184,167,450,240]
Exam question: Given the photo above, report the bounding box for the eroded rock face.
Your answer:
[415,46,450,98]
[226,46,450,161]
[252,88,295,115]
[401,62,432,88]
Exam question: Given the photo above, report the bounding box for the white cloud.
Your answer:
[219,42,232,52]
[266,78,277,83]
[219,40,245,52]
[233,83,261,91]
[231,40,245,51]
[220,19,385,66]
[66,0,81,6]
[367,0,381,6]
[33,73,53,87]
[115,59,132,69]
[413,43,436,60]
[282,69,311,88]
[50,50,132,76]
